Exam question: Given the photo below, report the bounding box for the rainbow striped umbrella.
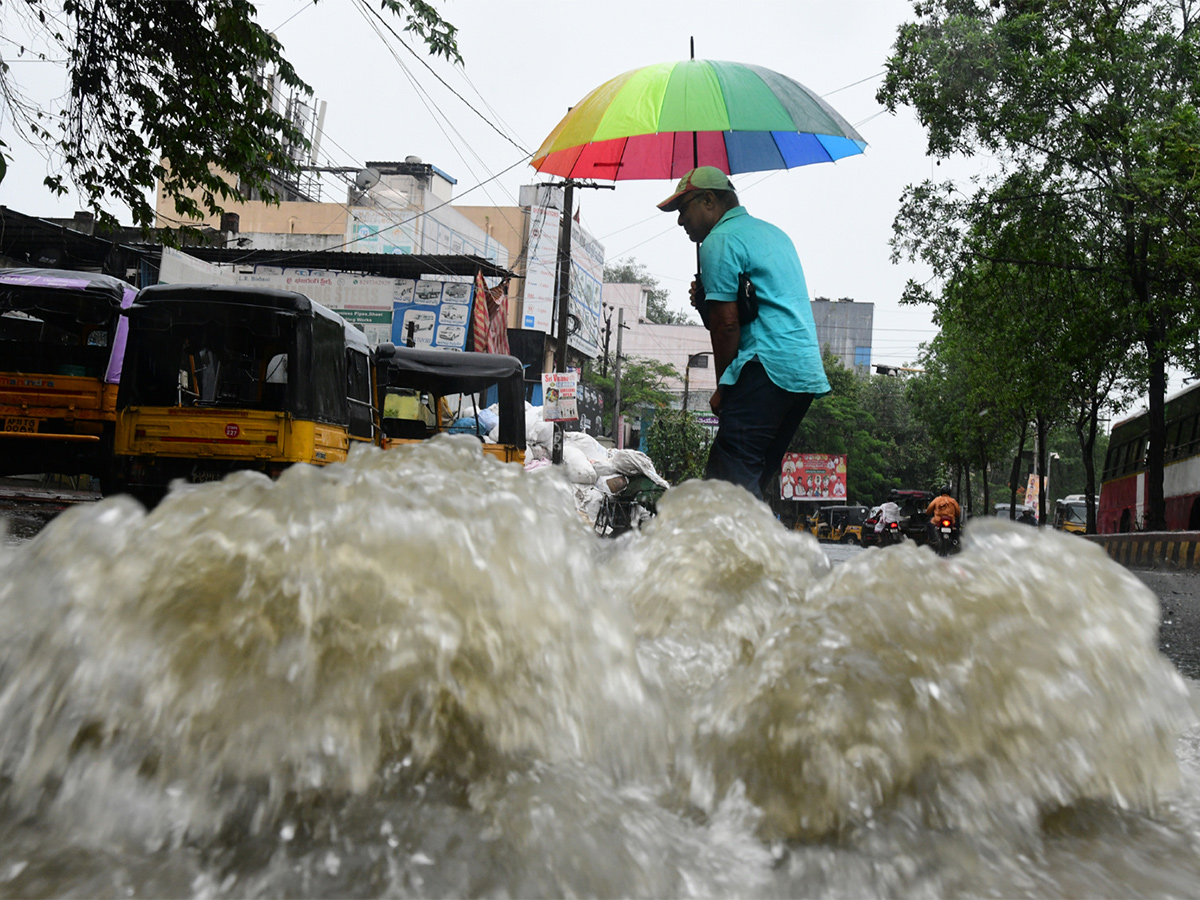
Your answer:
[532,59,867,181]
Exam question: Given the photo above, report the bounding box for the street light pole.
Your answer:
[613,308,625,448]
[683,351,711,414]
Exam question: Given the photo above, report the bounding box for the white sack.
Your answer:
[610,449,670,488]
[562,444,597,485]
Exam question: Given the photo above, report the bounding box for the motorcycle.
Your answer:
[934,517,961,557]
[878,520,905,547]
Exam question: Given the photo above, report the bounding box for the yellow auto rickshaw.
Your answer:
[806,504,869,544]
[374,342,526,465]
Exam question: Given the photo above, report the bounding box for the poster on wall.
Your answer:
[390,277,473,350]
[541,372,578,422]
[780,453,848,501]
[570,383,604,436]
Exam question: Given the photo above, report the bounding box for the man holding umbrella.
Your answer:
[659,166,830,500]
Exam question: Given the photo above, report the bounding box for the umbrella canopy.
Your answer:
[532,59,867,181]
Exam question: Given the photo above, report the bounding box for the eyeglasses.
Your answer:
[676,191,706,214]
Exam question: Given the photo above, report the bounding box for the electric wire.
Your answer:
[350,0,527,252]
[354,0,531,158]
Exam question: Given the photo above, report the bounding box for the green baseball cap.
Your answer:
[657,166,736,211]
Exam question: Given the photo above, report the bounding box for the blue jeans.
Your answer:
[705,360,815,500]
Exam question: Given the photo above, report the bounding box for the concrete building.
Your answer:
[155,157,509,266]
[811,297,874,375]
[602,285,876,407]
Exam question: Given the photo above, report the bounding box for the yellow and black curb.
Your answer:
[1084,532,1200,569]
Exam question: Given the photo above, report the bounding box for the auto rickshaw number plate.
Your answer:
[188,465,224,484]
[3,416,37,434]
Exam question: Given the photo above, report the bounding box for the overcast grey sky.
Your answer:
[0,0,997,369]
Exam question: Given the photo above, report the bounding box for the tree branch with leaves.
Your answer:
[0,0,459,236]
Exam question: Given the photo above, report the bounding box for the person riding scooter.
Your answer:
[875,495,902,546]
[925,486,962,545]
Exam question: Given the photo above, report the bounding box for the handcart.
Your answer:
[593,475,667,537]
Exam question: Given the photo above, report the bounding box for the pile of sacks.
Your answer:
[522,404,669,525]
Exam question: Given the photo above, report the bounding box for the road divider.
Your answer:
[1084,532,1200,569]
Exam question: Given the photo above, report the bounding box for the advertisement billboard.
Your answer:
[521,200,604,358]
[390,277,473,350]
[781,453,848,501]
[542,372,578,422]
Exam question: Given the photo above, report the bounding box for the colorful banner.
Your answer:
[781,453,848,501]
[542,372,578,422]
[1025,473,1041,519]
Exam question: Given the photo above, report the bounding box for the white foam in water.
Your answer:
[0,437,1196,898]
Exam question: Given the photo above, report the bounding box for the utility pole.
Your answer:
[544,177,613,460]
[550,182,574,465]
[600,305,613,378]
[613,307,624,449]
[553,181,575,375]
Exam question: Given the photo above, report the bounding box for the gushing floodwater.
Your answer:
[0,435,1197,898]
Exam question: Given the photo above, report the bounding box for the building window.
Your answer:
[854,346,871,367]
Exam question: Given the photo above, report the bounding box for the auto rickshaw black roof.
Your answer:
[375,342,524,394]
[130,283,327,315]
[0,267,133,305]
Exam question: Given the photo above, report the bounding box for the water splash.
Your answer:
[0,437,1196,898]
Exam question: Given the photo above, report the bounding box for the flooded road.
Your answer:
[0,436,1197,898]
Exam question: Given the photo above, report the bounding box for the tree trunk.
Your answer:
[1008,422,1028,519]
[1144,323,1168,530]
[1075,398,1101,534]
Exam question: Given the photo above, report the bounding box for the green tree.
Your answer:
[0,0,460,233]
[791,350,895,504]
[581,356,678,435]
[860,374,940,493]
[642,410,710,485]
[603,258,693,324]
[893,166,1138,525]
[879,0,1200,529]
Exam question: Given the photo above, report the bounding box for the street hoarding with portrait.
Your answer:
[781,453,848,500]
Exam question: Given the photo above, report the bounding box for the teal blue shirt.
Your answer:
[699,207,831,397]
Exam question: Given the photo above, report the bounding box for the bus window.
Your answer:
[1166,421,1182,459]
[1183,415,1200,457]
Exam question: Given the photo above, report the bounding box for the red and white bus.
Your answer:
[1099,381,1200,532]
